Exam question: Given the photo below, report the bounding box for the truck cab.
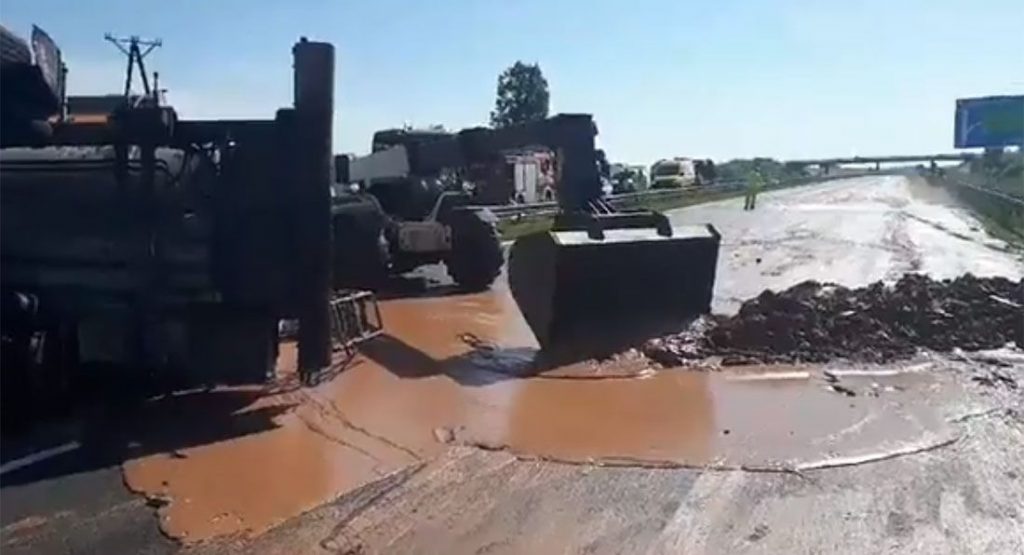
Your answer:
[371,127,452,153]
[650,158,697,189]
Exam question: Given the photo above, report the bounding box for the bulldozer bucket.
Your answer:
[508,221,720,360]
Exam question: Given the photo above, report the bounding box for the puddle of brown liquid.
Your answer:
[121,289,531,543]
[122,399,416,541]
[708,367,956,467]
[122,287,959,543]
[452,364,957,469]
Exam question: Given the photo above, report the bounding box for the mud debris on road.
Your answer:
[645,273,1024,366]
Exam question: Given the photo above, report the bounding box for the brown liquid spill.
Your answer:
[122,286,958,543]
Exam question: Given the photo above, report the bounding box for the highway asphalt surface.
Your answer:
[2,174,1023,554]
[673,173,1022,313]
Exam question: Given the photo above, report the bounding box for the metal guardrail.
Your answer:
[482,181,744,220]
[942,175,1024,208]
[480,172,879,221]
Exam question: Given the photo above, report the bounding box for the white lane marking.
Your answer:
[0,441,81,476]
[725,371,812,382]
[648,471,749,554]
[826,364,932,378]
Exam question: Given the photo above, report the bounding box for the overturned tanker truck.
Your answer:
[1,23,721,431]
[333,115,722,356]
[0,28,360,424]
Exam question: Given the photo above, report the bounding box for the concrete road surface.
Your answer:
[3,175,1023,554]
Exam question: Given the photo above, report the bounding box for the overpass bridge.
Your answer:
[789,152,977,173]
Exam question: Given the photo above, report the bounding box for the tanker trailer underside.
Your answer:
[0,37,340,426]
[0,145,279,386]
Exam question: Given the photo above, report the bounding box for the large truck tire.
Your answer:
[445,208,503,291]
[331,196,390,289]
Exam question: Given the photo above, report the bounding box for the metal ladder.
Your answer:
[328,289,383,358]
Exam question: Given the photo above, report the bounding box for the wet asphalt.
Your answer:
[3,174,1023,554]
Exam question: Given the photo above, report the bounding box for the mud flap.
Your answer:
[508,223,720,360]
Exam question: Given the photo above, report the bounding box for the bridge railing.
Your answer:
[789,153,978,166]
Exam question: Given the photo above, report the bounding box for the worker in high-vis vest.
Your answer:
[744,170,764,211]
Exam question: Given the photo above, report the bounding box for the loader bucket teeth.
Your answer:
[508,223,720,360]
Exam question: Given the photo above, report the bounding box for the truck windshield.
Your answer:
[372,130,450,152]
[653,162,681,176]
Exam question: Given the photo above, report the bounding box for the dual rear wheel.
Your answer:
[444,209,504,291]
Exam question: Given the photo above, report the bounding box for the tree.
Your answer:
[490,61,550,128]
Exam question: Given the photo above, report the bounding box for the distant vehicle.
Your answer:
[693,159,717,185]
[507,148,557,204]
[650,158,697,188]
[609,163,648,193]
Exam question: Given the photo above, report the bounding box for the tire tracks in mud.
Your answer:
[728,205,1011,284]
[880,203,1019,280]
[726,226,894,271]
[293,414,397,475]
[293,390,422,463]
[316,463,428,554]
[882,210,923,281]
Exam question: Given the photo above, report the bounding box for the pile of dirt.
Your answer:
[645,274,1023,366]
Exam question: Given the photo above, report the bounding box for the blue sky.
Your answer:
[2,0,1021,163]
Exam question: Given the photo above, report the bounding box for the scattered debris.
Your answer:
[642,316,718,367]
[947,407,1012,424]
[956,347,1024,367]
[971,370,1018,390]
[829,384,857,397]
[145,495,171,509]
[645,274,1023,365]
[747,524,770,542]
[989,294,1021,309]
[433,427,455,444]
